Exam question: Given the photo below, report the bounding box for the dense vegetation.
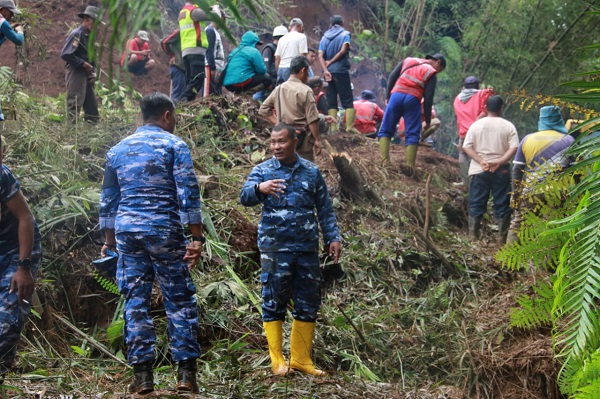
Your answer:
[0,0,599,397]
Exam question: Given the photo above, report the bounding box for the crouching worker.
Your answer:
[0,137,42,385]
[99,93,204,394]
[240,123,342,376]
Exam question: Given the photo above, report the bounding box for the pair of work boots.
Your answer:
[264,319,327,377]
[469,215,511,244]
[128,359,198,395]
[328,109,361,135]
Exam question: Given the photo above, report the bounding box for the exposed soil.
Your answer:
[2,0,381,102]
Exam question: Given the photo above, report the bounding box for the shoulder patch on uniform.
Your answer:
[72,39,79,48]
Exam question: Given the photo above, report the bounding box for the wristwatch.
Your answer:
[192,235,206,243]
[18,258,31,269]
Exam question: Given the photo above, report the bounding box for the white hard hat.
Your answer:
[272,25,288,38]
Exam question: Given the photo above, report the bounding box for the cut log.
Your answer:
[322,139,385,207]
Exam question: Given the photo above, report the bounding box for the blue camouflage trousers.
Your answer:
[260,252,322,323]
[116,232,200,365]
[0,240,42,374]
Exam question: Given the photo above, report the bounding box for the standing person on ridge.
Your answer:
[453,76,494,187]
[99,93,205,395]
[178,1,210,101]
[161,29,187,104]
[254,25,288,101]
[318,15,356,133]
[203,4,227,96]
[461,95,519,243]
[377,53,446,172]
[240,123,341,377]
[60,5,103,123]
[274,18,307,85]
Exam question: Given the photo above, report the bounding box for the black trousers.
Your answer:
[182,54,206,101]
[326,72,354,110]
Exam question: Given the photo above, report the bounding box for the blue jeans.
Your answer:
[468,165,512,219]
[378,93,421,145]
[170,66,186,104]
[260,252,322,323]
[276,67,291,86]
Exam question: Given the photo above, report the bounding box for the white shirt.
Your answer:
[463,116,519,176]
[274,31,308,68]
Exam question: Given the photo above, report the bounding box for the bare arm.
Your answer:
[6,191,35,303]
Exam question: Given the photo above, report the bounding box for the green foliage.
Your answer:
[92,270,119,295]
[509,282,553,329]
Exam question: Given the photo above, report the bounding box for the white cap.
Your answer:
[272,25,288,38]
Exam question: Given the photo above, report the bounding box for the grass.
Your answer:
[0,88,558,398]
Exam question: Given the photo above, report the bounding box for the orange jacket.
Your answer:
[391,57,437,100]
[353,99,384,134]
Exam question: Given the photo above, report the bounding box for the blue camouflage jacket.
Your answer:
[99,125,202,234]
[240,155,340,253]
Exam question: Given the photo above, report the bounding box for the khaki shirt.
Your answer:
[259,77,320,130]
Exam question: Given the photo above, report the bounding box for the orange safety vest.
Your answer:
[353,100,377,134]
[391,57,437,100]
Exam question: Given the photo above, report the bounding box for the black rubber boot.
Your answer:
[498,215,511,244]
[177,359,199,393]
[128,362,154,395]
[468,216,482,240]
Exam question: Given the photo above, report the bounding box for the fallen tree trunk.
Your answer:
[322,139,385,207]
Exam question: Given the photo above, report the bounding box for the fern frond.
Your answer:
[92,270,119,295]
[510,282,554,329]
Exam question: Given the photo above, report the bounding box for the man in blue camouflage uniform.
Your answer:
[99,93,205,394]
[0,146,42,385]
[240,123,341,377]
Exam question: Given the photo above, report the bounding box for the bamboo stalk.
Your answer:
[55,314,128,366]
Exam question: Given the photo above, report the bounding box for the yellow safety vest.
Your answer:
[178,4,208,51]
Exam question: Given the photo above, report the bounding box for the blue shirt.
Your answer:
[0,18,24,48]
[99,125,202,235]
[0,165,40,252]
[240,155,340,253]
[318,25,351,74]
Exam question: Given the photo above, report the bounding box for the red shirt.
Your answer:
[453,89,493,138]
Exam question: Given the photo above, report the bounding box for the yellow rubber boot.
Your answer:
[264,321,290,376]
[379,137,391,166]
[344,108,360,134]
[289,319,327,376]
[405,144,418,166]
[327,109,338,134]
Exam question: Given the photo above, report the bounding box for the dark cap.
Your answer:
[307,76,327,88]
[330,15,344,26]
[464,75,479,88]
[78,5,102,20]
[360,90,376,102]
[464,76,478,86]
[426,53,446,68]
